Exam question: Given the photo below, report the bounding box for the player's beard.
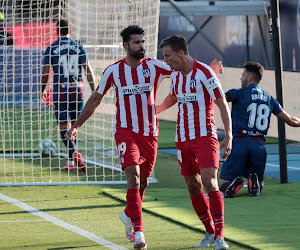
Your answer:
[128,46,145,59]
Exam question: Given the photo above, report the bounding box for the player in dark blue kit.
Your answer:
[219,62,300,198]
[41,19,95,172]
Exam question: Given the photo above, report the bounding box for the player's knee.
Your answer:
[202,178,218,193]
[126,173,140,189]
[186,180,203,196]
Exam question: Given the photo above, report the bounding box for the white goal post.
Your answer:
[0,0,160,186]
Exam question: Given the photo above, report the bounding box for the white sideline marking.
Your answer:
[0,219,44,222]
[0,193,128,250]
[266,163,300,170]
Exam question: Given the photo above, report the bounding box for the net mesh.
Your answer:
[0,0,160,185]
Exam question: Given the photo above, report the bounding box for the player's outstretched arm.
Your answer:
[65,91,103,141]
[156,94,177,114]
[82,61,96,92]
[215,96,232,159]
[277,111,300,127]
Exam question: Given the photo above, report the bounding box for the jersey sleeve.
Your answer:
[169,81,176,96]
[226,88,239,102]
[169,72,177,96]
[271,96,283,115]
[79,44,88,64]
[201,67,224,100]
[152,59,173,79]
[97,66,113,96]
[42,46,51,65]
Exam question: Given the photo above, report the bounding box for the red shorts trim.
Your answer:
[114,128,158,177]
[176,136,219,176]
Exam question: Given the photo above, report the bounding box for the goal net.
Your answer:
[0,0,160,186]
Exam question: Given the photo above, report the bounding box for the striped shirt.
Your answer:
[169,59,224,142]
[97,58,172,136]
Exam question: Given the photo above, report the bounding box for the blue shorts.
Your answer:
[53,101,83,125]
[220,141,267,182]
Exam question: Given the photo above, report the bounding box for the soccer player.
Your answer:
[65,26,222,249]
[41,19,95,172]
[219,62,300,198]
[64,25,172,250]
[157,35,232,250]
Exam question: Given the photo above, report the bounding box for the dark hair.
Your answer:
[120,25,144,43]
[159,35,188,54]
[57,19,69,36]
[244,62,264,82]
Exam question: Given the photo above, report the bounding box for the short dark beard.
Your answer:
[128,44,145,59]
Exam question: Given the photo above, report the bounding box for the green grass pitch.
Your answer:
[0,114,299,249]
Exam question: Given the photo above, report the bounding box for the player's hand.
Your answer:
[41,91,47,103]
[220,136,232,159]
[65,128,77,141]
[210,59,224,74]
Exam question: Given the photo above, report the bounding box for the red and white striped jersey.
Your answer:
[97,58,172,136]
[169,59,224,142]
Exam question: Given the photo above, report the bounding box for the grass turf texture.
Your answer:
[1,152,297,249]
[104,182,300,249]
[103,152,300,249]
[0,185,250,250]
[0,117,298,249]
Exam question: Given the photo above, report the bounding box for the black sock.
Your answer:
[60,129,76,159]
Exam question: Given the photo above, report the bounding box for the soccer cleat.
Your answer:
[195,232,214,248]
[214,236,229,250]
[63,164,75,171]
[73,152,86,173]
[133,231,147,250]
[119,211,135,242]
[224,176,244,198]
[248,173,260,197]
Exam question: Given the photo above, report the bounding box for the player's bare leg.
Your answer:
[139,172,149,201]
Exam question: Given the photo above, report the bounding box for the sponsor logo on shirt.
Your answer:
[122,84,153,96]
[177,93,198,104]
[242,130,263,136]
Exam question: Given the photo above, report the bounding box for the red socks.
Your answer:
[208,190,225,240]
[191,192,215,234]
[126,188,143,232]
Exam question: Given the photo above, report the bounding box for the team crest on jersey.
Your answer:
[122,84,153,96]
[177,93,198,104]
[142,68,151,78]
[189,78,196,88]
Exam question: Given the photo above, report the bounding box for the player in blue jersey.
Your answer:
[41,19,95,172]
[219,62,300,198]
